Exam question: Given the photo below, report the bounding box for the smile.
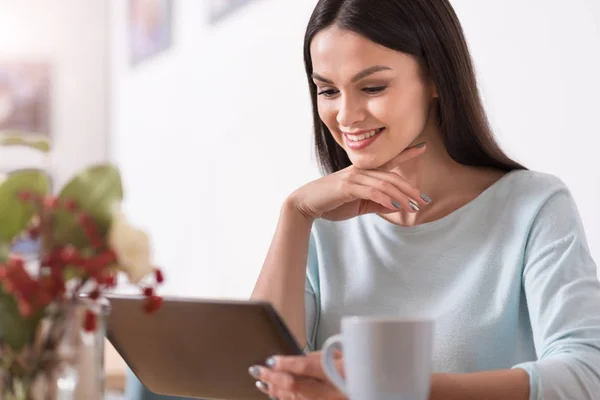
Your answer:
[343,127,385,150]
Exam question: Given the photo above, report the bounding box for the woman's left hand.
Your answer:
[248,351,347,399]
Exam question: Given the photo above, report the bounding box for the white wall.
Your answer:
[110,0,319,297]
[454,0,600,256]
[110,0,600,299]
[0,0,110,188]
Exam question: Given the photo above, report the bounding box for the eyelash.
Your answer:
[317,86,388,97]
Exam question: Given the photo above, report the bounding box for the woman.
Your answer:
[249,0,600,399]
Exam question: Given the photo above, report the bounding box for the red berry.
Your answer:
[18,299,33,317]
[17,191,32,201]
[78,213,92,226]
[28,225,41,239]
[154,268,164,284]
[144,295,163,313]
[92,238,104,250]
[98,274,116,287]
[37,291,53,307]
[64,199,78,211]
[59,247,81,264]
[143,287,154,297]
[43,196,58,209]
[83,310,97,332]
[100,250,117,265]
[89,288,101,300]
[51,278,66,296]
[43,250,61,268]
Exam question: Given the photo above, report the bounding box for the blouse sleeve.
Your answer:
[512,188,600,399]
[304,231,320,353]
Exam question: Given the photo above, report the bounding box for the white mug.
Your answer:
[321,316,435,400]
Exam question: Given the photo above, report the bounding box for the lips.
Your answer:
[343,128,385,150]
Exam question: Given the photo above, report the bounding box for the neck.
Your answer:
[389,130,465,203]
[380,110,505,227]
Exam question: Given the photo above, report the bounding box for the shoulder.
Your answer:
[487,169,572,211]
[500,169,567,196]
[502,170,585,242]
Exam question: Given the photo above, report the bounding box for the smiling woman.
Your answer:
[250,0,600,399]
[303,1,524,176]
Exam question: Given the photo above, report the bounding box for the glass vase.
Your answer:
[0,297,110,400]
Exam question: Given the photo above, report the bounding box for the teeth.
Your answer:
[347,129,381,142]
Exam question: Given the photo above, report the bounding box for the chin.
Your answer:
[347,153,388,170]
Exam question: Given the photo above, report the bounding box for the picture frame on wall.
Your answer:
[208,0,258,24]
[0,62,51,137]
[129,0,173,65]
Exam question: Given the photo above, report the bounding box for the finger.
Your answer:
[269,353,346,380]
[349,173,419,213]
[255,368,298,395]
[336,174,400,213]
[377,142,427,171]
[267,353,329,380]
[359,169,430,206]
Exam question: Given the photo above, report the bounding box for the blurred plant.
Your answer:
[0,133,164,399]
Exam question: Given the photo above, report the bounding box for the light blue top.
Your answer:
[304,170,600,399]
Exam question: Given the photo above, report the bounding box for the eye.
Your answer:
[362,86,387,94]
[317,88,339,97]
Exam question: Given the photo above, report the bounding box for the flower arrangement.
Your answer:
[0,134,164,399]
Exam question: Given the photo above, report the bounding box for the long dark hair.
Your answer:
[303,0,525,174]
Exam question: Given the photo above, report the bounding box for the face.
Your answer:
[310,26,438,169]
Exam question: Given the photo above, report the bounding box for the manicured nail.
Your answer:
[255,381,269,391]
[392,200,402,209]
[248,366,261,379]
[421,193,432,203]
[266,357,276,368]
[409,200,420,211]
[414,142,426,148]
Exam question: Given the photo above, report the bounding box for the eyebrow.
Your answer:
[311,65,392,85]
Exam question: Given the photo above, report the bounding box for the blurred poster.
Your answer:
[209,0,258,24]
[0,62,51,137]
[129,0,173,65]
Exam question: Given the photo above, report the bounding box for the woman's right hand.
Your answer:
[288,144,430,222]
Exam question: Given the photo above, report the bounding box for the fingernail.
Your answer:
[414,142,426,148]
[255,381,269,391]
[392,200,402,209]
[266,357,276,368]
[248,366,261,379]
[421,193,432,203]
[409,200,420,211]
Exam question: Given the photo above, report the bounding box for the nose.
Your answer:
[336,94,366,128]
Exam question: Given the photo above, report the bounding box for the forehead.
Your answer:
[310,26,419,78]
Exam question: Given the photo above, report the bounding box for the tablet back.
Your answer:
[106,295,304,400]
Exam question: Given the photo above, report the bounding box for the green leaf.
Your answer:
[63,266,86,281]
[0,285,42,351]
[0,242,9,263]
[52,164,123,248]
[0,136,50,153]
[0,170,49,243]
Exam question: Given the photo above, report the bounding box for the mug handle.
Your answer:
[321,334,348,396]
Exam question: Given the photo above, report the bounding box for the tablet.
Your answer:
[105,294,304,400]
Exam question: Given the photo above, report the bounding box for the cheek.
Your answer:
[318,102,342,138]
[376,90,430,135]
